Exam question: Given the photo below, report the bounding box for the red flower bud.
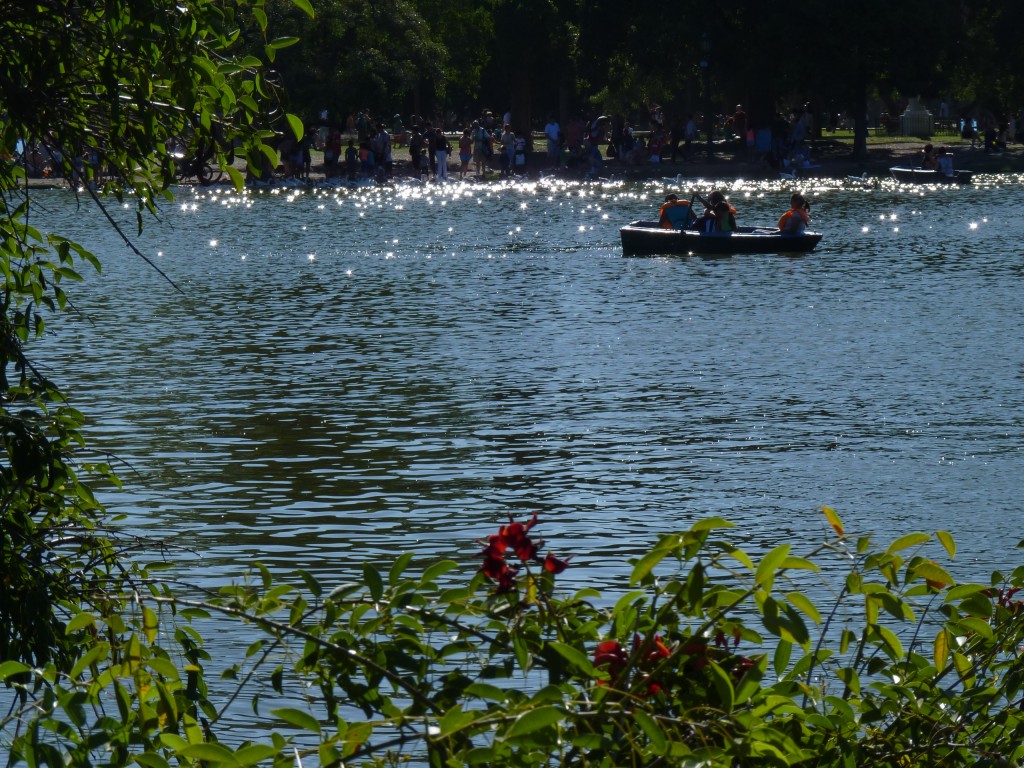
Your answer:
[543,552,570,574]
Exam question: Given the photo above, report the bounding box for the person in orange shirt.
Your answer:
[658,193,693,229]
[778,193,811,234]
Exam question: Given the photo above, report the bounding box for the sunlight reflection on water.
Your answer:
[34,173,1024,601]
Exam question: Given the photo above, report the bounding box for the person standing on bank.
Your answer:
[435,130,450,181]
[472,120,490,178]
[544,114,561,167]
[500,123,516,178]
[458,127,472,180]
[424,122,438,177]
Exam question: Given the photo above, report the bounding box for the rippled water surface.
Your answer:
[35,174,1024,595]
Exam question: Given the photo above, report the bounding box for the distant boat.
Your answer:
[889,167,974,184]
[620,221,822,256]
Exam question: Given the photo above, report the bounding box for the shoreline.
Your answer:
[19,138,1024,190]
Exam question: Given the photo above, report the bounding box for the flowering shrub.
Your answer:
[4,507,1024,767]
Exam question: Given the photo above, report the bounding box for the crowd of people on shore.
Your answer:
[302,110,540,183]
[11,101,1022,185]
[265,102,836,184]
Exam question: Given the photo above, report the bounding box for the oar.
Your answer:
[685,191,702,229]
[690,191,711,231]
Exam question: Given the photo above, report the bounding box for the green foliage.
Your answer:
[4,2,1024,766]
[0,0,301,733]
[6,507,1024,766]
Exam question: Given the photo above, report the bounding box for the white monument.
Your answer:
[900,97,934,137]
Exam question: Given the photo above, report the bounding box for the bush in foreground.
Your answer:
[3,507,1024,767]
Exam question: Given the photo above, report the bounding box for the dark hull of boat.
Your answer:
[620,221,822,256]
[889,167,974,184]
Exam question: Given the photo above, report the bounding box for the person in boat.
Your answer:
[921,143,938,170]
[712,199,736,231]
[935,147,954,177]
[658,193,693,229]
[777,193,810,235]
[692,190,736,232]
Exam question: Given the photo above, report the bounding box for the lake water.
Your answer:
[35,173,1024,599]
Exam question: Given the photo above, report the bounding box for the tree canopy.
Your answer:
[261,0,1024,140]
[5,1,1024,766]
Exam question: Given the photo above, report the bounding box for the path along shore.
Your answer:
[20,136,1024,189]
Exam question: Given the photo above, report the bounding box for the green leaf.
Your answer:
[936,530,956,559]
[142,605,159,644]
[780,556,819,571]
[886,532,930,554]
[389,552,414,584]
[0,661,30,681]
[912,560,954,589]
[176,744,238,762]
[836,666,860,695]
[630,544,674,585]
[934,628,950,670]
[289,0,314,20]
[298,569,322,598]
[725,545,755,571]
[271,707,321,734]
[958,593,993,618]
[465,683,509,702]
[773,639,792,677]
[156,733,188,752]
[133,754,171,768]
[70,642,109,680]
[233,745,278,766]
[504,706,563,738]
[633,710,667,752]
[755,544,791,593]
[363,563,383,602]
[547,641,596,676]
[691,516,734,532]
[734,655,766,705]
[954,616,994,640]
[875,626,903,660]
[65,612,98,634]
[785,592,821,624]
[420,559,458,586]
[945,583,989,602]
[286,113,304,141]
[822,506,844,537]
[706,660,736,713]
[438,705,474,737]
[952,651,974,688]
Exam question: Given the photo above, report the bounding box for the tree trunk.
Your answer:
[852,74,868,161]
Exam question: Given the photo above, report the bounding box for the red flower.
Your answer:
[481,553,508,581]
[594,640,629,677]
[731,656,755,681]
[647,636,671,663]
[494,569,518,594]
[497,511,540,562]
[479,512,545,591]
[641,675,664,697]
[543,552,570,574]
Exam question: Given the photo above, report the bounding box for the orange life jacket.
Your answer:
[659,200,691,229]
[778,208,810,231]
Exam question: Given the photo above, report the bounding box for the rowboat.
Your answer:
[620,221,822,256]
[889,167,974,184]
